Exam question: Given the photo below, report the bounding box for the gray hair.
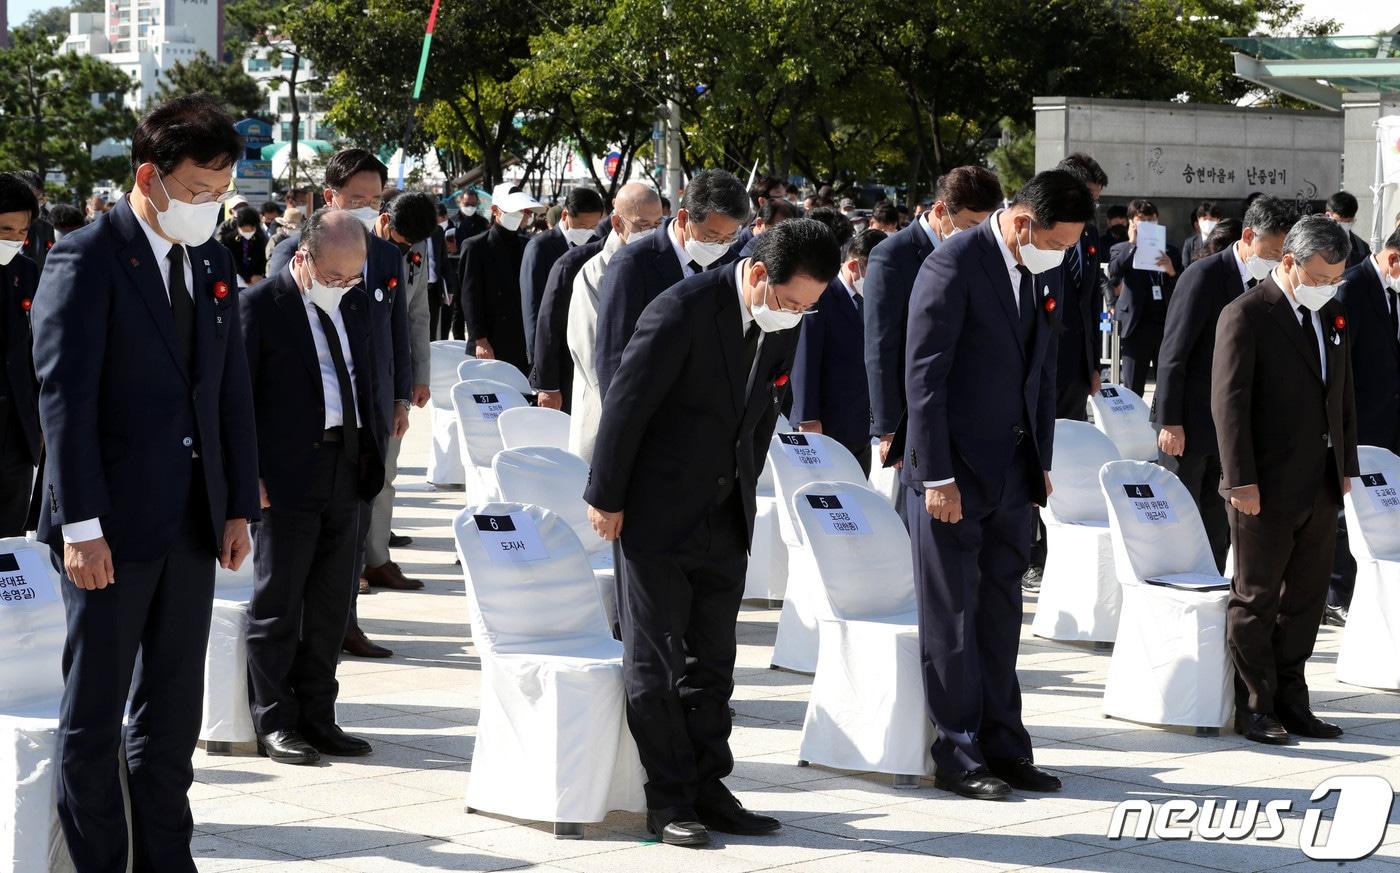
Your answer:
[1283,214,1351,265]
[301,208,369,260]
[682,168,750,224]
[1242,195,1296,237]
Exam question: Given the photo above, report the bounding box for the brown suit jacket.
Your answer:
[1211,275,1359,514]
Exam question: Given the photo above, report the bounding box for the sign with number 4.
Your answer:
[473,512,549,563]
[1122,483,1177,524]
[1360,473,1400,513]
[804,493,870,536]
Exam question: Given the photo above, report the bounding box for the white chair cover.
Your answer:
[1032,421,1123,643]
[744,416,790,602]
[0,537,73,873]
[1338,446,1400,689]
[454,504,644,825]
[428,340,469,486]
[498,406,571,451]
[457,357,534,397]
[786,484,931,777]
[1098,461,1232,729]
[1088,384,1158,462]
[452,379,529,507]
[202,553,255,743]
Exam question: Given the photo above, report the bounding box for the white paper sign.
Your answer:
[778,433,828,468]
[1122,483,1177,524]
[1360,473,1400,513]
[474,512,549,563]
[472,392,505,422]
[1132,221,1167,271]
[0,549,58,608]
[1099,387,1134,414]
[803,493,870,536]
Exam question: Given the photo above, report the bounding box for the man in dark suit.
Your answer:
[903,170,1094,800]
[1107,199,1182,396]
[0,173,41,536]
[1181,201,1223,268]
[1156,196,1295,571]
[530,235,604,412]
[1326,190,1373,269]
[1052,154,1109,419]
[31,96,259,873]
[586,220,838,846]
[443,190,489,340]
[17,171,55,274]
[429,203,457,340]
[793,228,881,474]
[864,166,1002,487]
[520,187,605,365]
[460,182,544,376]
[594,169,749,399]
[1213,215,1358,745]
[241,210,385,765]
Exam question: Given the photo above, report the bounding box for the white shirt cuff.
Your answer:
[62,518,104,544]
[922,479,955,488]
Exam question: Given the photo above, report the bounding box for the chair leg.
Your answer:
[465,805,475,814]
[1093,641,1114,652]
[766,599,783,609]
[892,774,920,789]
[554,822,584,839]
[797,759,809,767]
[204,741,235,756]
[1195,726,1219,737]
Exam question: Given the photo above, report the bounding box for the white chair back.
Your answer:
[498,406,571,451]
[430,340,468,409]
[454,503,610,656]
[789,482,916,621]
[1087,384,1158,461]
[451,379,529,468]
[492,447,601,555]
[1344,445,1400,562]
[458,358,533,397]
[768,432,872,547]
[1047,420,1120,525]
[758,414,793,493]
[0,538,66,713]
[1099,460,1217,582]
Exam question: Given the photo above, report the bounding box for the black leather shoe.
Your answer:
[696,799,780,835]
[301,723,373,757]
[389,532,413,548]
[933,767,1012,800]
[987,757,1062,792]
[1236,711,1291,745]
[1277,706,1344,739]
[256,730,320,765]
[1323,604,1348,627]
[1021,566,1043,592]
[646,810,710,847]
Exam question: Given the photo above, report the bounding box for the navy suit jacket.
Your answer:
[1108,241,1181,337]
[240,270,385,506]
[21,218,54,274]
[901,217,1059,508]
[269,230,410,441]
[791,278,870,447]
[594,219,736,399]
[1338,257,1400,452]
[31,197,259,560]
[1056,224,1102,394]
[1153,246,1248,452]
[520,225,569,364]
[1346,230,1372,270]
[530,238,604,405]
[1,253,41,464]
[864,218,936,437]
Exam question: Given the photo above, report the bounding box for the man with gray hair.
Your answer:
[594,169,748,397]
[240,209,386,764]
[1212,214,1358,746]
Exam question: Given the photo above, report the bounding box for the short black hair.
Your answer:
[1385,226,1400,252]
[758,198,798,226]
[1127,198,1158,220]
[0,172,40,220]
[1012,169,1095,227]
[844,228,887,262]
[872,202,900,226]
[1203,218,1242,255]
[752,217,840,285]
[748,174,785,209]
[785,183,800,196]
[435,202,448,218]
[131,94,241,176]
[1105,204,1129,222]
[564,187,605,217]
[935,166,1003,214]
[1327,191,1360,220]
[1242,195,1295,236]
[1056,152,1108,189]
[259,200,281,215]
[386,190,437,244]
[15,170,44,194]
[234,205,260,228]
[324,148,388,190]
[659,195,671,211]
[803,206,855,250]
[1195,200,1221,220]
[48,203,85,231]
[682,169,749,223]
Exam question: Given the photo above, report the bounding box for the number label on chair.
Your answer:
[473,513,549,563]
[778,433,828,467]
[1099,387,1132,413]
[1360,473,1400,513]
[0,551,57,607]
[1122,484,1177,524]
[804,494,870,536]
[472,393,505,422]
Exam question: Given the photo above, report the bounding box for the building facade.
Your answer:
[61,0,223,109]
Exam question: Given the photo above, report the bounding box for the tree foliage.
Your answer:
[18,0,103,38]
[156,52,268,119]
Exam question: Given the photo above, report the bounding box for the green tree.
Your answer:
[987,118,1036,198]
[156,52,268,119]
[19,0,103,38]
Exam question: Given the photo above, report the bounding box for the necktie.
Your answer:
[1297,305,1321,377]
[853,292,864,316]
[167,244,195,373]
[314,307,360,465]
[687,259,702,274]
[1068,241,1083,290]
[1388,292,1399,347]
[1247,277,1259,290]
[1016,265,1035,350]
[741,320,761,377]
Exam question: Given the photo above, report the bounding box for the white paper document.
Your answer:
[1131,222,1167,271]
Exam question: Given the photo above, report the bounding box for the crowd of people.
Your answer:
[1,89,1399,869]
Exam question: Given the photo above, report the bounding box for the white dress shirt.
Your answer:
[918,211,941,249]
[295,264,360,429]
[671,221,696,278]
[426,231,439,284]
[1276,269,1328,384]
[63,206,196,545]
[734,261,763,395]
[1231,241,1253,290]
[1374,256,1399,342]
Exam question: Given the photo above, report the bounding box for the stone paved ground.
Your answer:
[190,406,1400,872]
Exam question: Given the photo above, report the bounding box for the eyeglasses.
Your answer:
[332,190,382,211]
[305,254,361,288]
[1296,263,1346,288]
[764,282,814,315]
[161,173,241,205]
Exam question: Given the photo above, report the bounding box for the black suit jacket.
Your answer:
[22,218,54,274]
[220,227,270,283]
[1346,230,1372,269]
[585,265,797,552]
[791,278,870,447]
[1154,246,1248,453]
[1,253,41,464]
[520,225,569,364]
[1056,224,1102,397]
[430,224,457,297]
[460,223,530,375]
[863,218,936,437]
[1338,257,1400,452]
[1108,241,1182,337]
[530,238,604,406]
[240,270,384,506]
[1211,276,1359,512]
[1181,232,1206,268]
[31,197,260,560]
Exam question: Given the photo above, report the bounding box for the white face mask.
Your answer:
[238,228,256,240]
[684,230,730,268]
[459,205,477,218]
[1245,254,1279,282]
[152,175,223,247]
[0,239,21,266]
[853,276,865,294]
[498,211,525,232]
[624,227,655,246]
[437,219,448,230]
[750,281,803,333]
[1386,262,1400,293]
[1290,266,1341,312]
[1198,219,1219,239]
[345,206,378,230]
[1017,222,1066,275]
[563,226,594,246]
[303,259,352,314]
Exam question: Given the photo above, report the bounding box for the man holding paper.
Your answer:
[1107,199,1181,396]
